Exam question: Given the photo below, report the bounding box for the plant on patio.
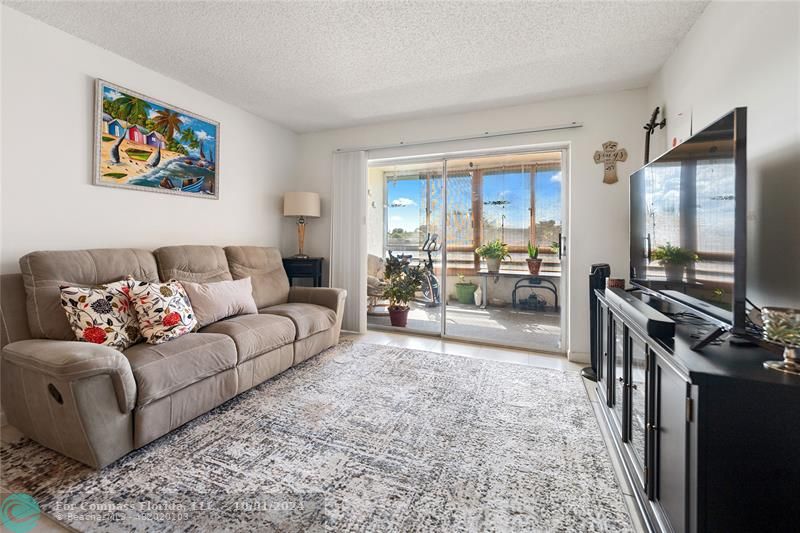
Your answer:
[651,242,698,282]
[526,241,543,276]
[382,253,424,327]
[455,274,478,305]
[475,239,510,273]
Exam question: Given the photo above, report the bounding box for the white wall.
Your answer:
[647,1,800,309]
[293,89,648,361]
[0,7,299,273]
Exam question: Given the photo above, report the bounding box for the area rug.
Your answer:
[1,342,632,532]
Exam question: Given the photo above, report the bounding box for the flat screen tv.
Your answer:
[630,107,747,334]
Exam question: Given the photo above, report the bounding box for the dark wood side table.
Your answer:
[282,257,324,287]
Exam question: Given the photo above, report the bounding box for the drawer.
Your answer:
[283,261,318,276]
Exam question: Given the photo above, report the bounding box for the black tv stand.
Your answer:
[690,325,727,351]
[591,288,800,533]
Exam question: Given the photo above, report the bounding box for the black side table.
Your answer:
[282,257,324,287]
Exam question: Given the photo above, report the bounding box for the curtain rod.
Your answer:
[333,122,582,153]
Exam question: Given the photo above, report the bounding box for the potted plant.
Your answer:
[526,241,542,275]
[651,242,698,282]
[454,274,478,304]
[382,253,424,327]
[475,239,510,273]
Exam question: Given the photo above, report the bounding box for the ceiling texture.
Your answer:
[7,1,709,133]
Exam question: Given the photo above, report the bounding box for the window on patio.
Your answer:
[383,160,562,274]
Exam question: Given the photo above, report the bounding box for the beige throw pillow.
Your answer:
[182,277,258,328]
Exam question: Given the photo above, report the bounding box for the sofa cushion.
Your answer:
[224,246,289,308]
[20,249,158,340]
[260,303,336,340]
[182,278,258,328]
[123,332,236,406]
[154,245,232,283]
[200,314,295,363]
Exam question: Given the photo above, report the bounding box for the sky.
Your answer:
[386,169,562,234]
[103,85,217,157]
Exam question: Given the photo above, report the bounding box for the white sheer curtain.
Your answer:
[330,151,368,333]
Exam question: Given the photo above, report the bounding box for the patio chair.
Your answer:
[367,253,388,315]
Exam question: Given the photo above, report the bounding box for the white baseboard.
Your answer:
[567,350,590,364]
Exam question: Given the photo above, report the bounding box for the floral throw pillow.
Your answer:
[129,280,197,344]
[60,279,141,351]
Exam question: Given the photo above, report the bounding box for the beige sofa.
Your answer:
[0,245,346,468]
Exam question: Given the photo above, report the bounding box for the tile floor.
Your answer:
[367,300,562,352]
[1,332,644,532]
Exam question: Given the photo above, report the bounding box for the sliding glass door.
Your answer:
[366,161,444,334]
[367,149,566,353]
[442,153,564,351]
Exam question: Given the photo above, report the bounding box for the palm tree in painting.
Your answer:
[153,109,183,141]
[180,128,200,150]
[116,94,151,126]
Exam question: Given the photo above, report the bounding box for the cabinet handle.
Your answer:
[647,423,659,432]
[618,377,624,383]
[631,384,638,390]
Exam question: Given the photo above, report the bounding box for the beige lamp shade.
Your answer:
[283,192,320,218]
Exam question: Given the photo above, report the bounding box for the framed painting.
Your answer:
[93,79,220,199]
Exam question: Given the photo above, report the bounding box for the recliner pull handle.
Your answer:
[48,383,63,404]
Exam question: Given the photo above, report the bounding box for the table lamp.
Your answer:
[283,192,320,258]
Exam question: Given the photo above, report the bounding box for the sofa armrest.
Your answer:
[288,286,347,312]
[2,339,136,413]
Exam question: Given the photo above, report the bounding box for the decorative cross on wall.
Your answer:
[593,141,628,184]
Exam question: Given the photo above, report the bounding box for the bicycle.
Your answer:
[417,233,441,307]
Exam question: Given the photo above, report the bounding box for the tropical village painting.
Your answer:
[94,80,219,198]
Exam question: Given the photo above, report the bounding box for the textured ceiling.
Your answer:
[7,1,708,132]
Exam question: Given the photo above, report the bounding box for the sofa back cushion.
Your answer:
[154,245,232,283]
[1,273,31,348]
[19,249,158,340]
[224,246,289,308]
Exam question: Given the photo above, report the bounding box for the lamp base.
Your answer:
[291,254,310,259]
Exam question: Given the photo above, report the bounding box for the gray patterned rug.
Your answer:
[1,342,632,532]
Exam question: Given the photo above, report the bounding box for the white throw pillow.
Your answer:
[60,279,141,351]
[181,277,258,328]
[129,280,197,344]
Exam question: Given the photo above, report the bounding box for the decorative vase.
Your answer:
[486,257,501,272]
[388,306,409,327]
[455,283,478,304]
[762,307,800,376]
[526,258,542,275]
[664,264,684,282]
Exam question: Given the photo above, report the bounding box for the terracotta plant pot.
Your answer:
[526,258,542,275]
[485,257,501,272]
[388,306,409,327]
[455,282,478,304]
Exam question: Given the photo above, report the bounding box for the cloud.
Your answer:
[550,172,562,183]
[390,197,416,207]
[196,130,214,141]
[105,89,124,101]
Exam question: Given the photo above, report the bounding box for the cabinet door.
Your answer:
[598,301,610,404]
[610,313,627,439]
[627,330,649,490]
[654,358,690,533]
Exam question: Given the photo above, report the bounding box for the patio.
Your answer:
[367,300,561,352]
